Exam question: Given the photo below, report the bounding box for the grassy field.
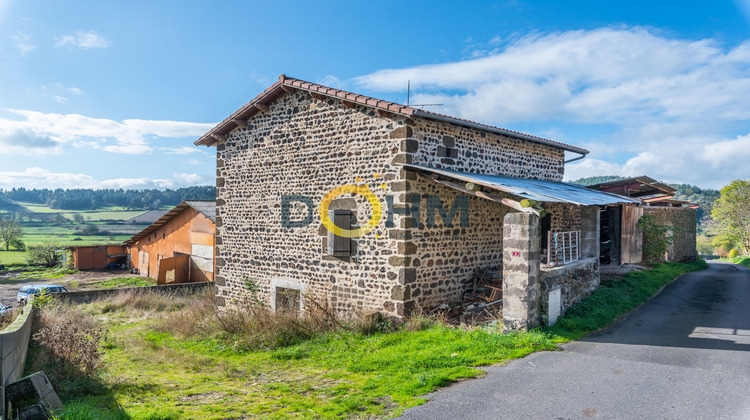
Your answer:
[1,199,151,250]
[30,259,707,420]
[12,202,149,221]
[0,250,26,265]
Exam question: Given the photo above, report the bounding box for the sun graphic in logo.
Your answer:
[319,173,388,238]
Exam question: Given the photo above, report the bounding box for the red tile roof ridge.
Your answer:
[195,74,588,155]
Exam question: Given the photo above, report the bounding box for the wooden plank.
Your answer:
[620,205,643,264]
[422,174,539,216]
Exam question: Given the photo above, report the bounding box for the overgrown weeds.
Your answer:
[157,289,390,352]
[33,320,106,379]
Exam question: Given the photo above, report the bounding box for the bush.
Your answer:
[26,242,60,267]
[729,249,739,259]
[638,215,672,263]
[32,306,106,380]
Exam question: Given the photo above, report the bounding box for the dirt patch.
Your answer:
[0,270,141,307]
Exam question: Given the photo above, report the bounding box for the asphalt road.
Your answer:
[399,261,750,420]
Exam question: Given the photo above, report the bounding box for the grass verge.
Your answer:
[727,256,750,269]
[548,259,708,340]
[31,260,706,419]
[93,277,156,289]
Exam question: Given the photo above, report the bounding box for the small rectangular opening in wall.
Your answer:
[275,287,301,314]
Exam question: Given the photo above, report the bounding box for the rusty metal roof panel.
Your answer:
[403,164,641,206]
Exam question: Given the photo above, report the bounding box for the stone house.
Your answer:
[195,75,637,329]
[126,200,215,284]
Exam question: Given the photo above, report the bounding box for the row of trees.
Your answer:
[1,186,216,210]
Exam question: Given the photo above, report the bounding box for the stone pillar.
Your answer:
[502,212,541,331]
[580,205,600,261]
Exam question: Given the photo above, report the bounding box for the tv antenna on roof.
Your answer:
[406,80,443,109]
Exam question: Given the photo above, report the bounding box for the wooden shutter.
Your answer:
[327,209,352,257]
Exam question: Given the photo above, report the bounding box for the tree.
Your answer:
[0,219,22,251]
[53,213,67,225]
[81,225,99,235]
[711,180,750,255]
[26,242,60,267]
[73,213,84,223]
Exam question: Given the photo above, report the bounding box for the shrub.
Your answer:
[26,242,60,267]
[32,306,106,380]
[729,249,739,259]
[638,215,673,263]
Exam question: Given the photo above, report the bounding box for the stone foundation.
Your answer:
[539,257,600,325]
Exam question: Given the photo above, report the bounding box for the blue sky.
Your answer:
[1,0,750,190]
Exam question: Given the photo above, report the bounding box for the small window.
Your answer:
[275,287,301,313]
[327,209,352,257]
[444,147,453,158]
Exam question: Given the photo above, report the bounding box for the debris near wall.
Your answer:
[5,371,63,419]
[428,268,503,326]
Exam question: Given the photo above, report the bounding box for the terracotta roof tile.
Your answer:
[194,75,588,155]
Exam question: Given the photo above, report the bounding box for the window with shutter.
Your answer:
[327,209,352,257]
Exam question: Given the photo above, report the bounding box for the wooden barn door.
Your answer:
[621,206,643,264]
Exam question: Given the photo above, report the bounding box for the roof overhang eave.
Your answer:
[412,110,589,156]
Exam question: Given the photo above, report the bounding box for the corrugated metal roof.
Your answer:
[403,164,641,206]
[124,200,216,245]
[184,200,216,222]
[586,176,677,197]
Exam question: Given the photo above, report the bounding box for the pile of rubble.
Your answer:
[428,268,503,326]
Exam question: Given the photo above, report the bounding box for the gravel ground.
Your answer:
[0,269,140,307]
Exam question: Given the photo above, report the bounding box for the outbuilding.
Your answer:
[67,244,127,270]
[125,200,216,284]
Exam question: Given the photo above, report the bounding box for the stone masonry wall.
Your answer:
[643,207,697,263]
[411,118,565,180]
[539,257,599,325]
[502,213,541,331]
[401,177,509,311]
[215,90,411,317]
[214,88,575,318]
[385,117,567,313]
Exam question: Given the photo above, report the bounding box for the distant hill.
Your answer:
[0,197,27,213]
[0,186,216,211]
[570,175,627,186]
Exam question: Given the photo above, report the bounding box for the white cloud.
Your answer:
[0,109,215,155]
[355,27,750,188]
[0,168,208,190]
[158,146,201,155]
[54,31,110,49]
[564,132,750,189]
[11,31,35,55]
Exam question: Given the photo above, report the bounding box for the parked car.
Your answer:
[0,303,12,317]
[17,284,68,305]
